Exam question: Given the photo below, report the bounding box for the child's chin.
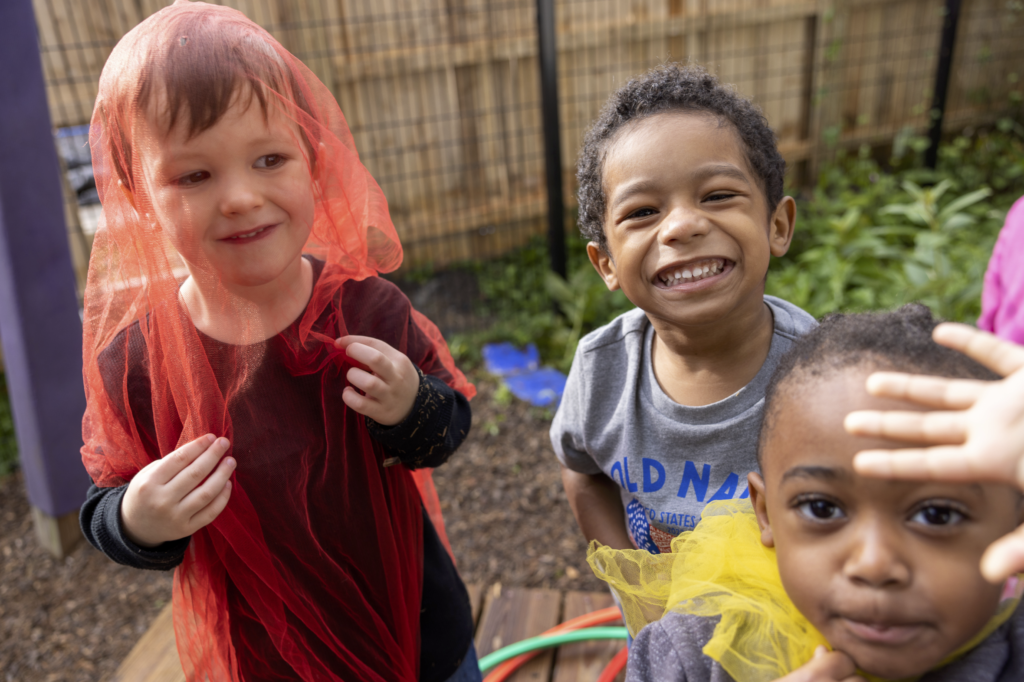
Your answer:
[848,649,939,681]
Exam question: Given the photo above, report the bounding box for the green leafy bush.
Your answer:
[768,125,1024,322]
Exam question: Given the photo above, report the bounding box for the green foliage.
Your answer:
[452,123,1024,373]
[0,372,18,477]
[769,124,1024,322]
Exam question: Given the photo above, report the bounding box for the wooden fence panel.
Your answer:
[33,0,1023,270]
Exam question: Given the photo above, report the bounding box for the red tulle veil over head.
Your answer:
[80,2,473,679]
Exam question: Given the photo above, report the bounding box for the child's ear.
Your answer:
[768,196,796,258]
[587,241,620,292]
[748,472,775,548]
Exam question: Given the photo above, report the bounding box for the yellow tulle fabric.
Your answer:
[587,499,1021,682]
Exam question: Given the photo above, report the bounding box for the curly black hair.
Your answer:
[576,63,786,252]
[757,304,999,465]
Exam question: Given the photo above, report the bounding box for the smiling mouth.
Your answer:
[656,258,728,286]
[224,225,274,241]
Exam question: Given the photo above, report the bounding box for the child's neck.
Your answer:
[649,298,774,407]
[179,256,314,345]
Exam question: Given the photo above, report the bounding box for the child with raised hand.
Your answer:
[590,305,1024,682]
[846,323,1024,582]
[550,64,815,554]
[77,3,478,680]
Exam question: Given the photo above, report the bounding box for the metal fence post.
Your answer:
[537,0,567,279]
[925,0,962,169]
[0,0,89,558]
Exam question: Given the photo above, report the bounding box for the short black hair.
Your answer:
[576,63,786,252]
[757,304,999,465]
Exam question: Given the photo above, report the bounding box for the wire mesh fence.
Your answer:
[33,0,1024,333]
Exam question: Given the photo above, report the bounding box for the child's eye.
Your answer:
[909,504,966,527]
[176,171,210,187]
[796,498,845,521]
[625,207,656,220]
[255,154,286,169]
[705,192,737,202]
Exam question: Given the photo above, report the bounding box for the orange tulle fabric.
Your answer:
[80,2,472,680]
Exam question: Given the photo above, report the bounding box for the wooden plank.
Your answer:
[467,582,485,628]
[111,603,184,682]
[475,584,562,682]
[552,592,624,682]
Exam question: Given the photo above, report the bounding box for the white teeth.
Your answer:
[659,259,726,286]
[229,226,266,239]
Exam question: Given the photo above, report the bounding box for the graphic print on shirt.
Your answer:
[613,456,751,553]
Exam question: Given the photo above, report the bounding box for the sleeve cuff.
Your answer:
[366,368,457,467]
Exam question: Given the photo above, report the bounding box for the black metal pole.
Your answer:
[537,0,566,278]
[925,0,962,169]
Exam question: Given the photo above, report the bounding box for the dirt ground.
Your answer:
[0,376,606,682]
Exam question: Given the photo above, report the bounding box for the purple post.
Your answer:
[0,0,89,556]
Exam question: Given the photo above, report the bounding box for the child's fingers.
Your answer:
[167,437,231,497]
[933,323,1024,377]
[342,385,382,421]
[188,480,233,533]
[341,339,401,381]
[864,372,987,410]
[789,649,857,681]
[346,366,387,398]
[981,524,1024,583]
[844,410,966,444]
[180,455,236,515]
[853,444,1000,481]
[152,434,217,484]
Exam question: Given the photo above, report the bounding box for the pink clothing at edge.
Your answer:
[980,196,1024,344]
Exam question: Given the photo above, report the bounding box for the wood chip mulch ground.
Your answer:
[0,376,606,681]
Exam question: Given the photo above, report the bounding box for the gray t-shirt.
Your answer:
[627,607,1024,682]
[550,296,816,553]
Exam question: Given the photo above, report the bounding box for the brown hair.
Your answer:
[103,9,315,191]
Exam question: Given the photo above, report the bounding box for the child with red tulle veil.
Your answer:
[78,2,480,680]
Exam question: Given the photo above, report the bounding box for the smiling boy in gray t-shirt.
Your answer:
[550,65,816,554]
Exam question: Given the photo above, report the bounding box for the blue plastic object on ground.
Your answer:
[504,368,567,408]
[482,342,540,376]
[481,342,567,408]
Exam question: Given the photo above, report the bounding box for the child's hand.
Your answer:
[335,335,419,426]
[845,323,1024,581]
[121,434,235,548]
[776,646,864,682]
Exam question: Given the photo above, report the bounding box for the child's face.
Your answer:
[588,112,794,329]
[749,367,1022,679]
[138,91,316,291]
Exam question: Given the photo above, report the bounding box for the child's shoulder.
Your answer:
[764,295,817,341]
[631,612,729,682]
[576,307,648,358]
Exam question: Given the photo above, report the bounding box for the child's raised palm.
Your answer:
[335,336,420,426]
[121,434,235,548]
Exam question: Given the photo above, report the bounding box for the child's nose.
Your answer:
[658,205,711,245]
[219,175,264,216]
[842,520,911,588]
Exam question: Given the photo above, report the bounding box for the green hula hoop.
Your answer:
[477,626,629,672]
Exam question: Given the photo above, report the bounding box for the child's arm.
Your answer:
[844,323,1024,581]
[561,466,634,549]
